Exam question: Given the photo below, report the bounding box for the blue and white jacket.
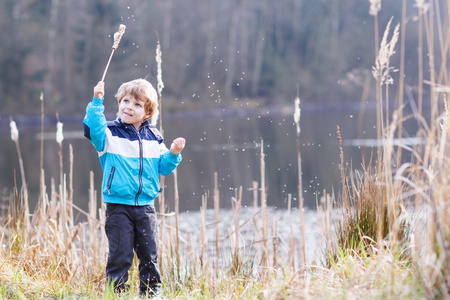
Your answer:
[83,96,182,206]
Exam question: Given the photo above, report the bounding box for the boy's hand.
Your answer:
[94,81,105,99]
[170,137,186,155]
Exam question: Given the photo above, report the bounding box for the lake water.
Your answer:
[0,103,379,220]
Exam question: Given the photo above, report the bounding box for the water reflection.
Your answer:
[0,107,378,219]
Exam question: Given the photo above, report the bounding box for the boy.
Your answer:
[83,79,185,297]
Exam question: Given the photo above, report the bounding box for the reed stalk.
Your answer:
[155,35,167,276]
[213,172,220,270]
[336,126,349,210]
[98,203,107,261]
[372,17,401,246]
[272,218,278,269]
[427,1,437,124]
[88,171,98,257]
[200,193,209,269]
[317,190,333,256]
[9,118,29,243]
[59,173,68,240]
[294,93,306,267]
[173,168,180,279]
[33,92,46,228]
[370,0,382,168]
[417,1,424,116]
[259,139,269,269]
[287,194,296,271]
[68,144,74,228]
[158,181,166,275]
[231,187,242,274]
[40,92,44,190]
[50,178,57,221]
[38,169,47,226]
[56,117,67,241]
[396,0,406,169]
[251,180,258,210]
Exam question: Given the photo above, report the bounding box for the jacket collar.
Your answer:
[114,117,151,130]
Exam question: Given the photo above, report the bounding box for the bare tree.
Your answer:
[44,0,59,101]
[250,0,267,97]
[205,0,217,77]
[224,0,242,99]
[162,0,173,50]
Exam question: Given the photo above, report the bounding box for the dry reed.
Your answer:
[294,92,306,267]
[259,139,269,270]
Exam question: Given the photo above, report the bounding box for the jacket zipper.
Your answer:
[134,128,144,206]
[107,167,116,195]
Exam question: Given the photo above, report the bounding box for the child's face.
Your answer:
[118,93,151,130]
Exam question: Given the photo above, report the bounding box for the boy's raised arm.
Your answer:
[94,81,105,99]
[83,82,107,152]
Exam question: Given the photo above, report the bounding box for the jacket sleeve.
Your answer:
[83,96,107,152]
[159,143,182,175]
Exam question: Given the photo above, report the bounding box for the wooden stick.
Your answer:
[101,50,115,82]
[100,24,126,82]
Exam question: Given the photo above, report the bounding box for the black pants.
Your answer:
[105,203,161,293]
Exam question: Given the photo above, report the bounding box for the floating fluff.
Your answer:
[415,0,430,15]
[369,0,381,16]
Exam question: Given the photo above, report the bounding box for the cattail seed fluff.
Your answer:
[10,120,19,142]
[56,121,64,145]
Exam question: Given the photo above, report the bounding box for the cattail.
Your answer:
[112,24,126,50]
[101,24,126,82]
[369,0,381,16]
[414,0,429,15]
[10,118,29,239]
[152,39,163,128]
[294,96,301,135]
[10,119,19,142]
[155,40,164,97]
[56,121,64,146]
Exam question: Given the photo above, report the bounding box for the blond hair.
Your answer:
[115,78,158,120]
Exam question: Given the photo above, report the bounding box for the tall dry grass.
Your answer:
[1,144,106,298]
[2,1,450,298]
[322,1,450,298]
